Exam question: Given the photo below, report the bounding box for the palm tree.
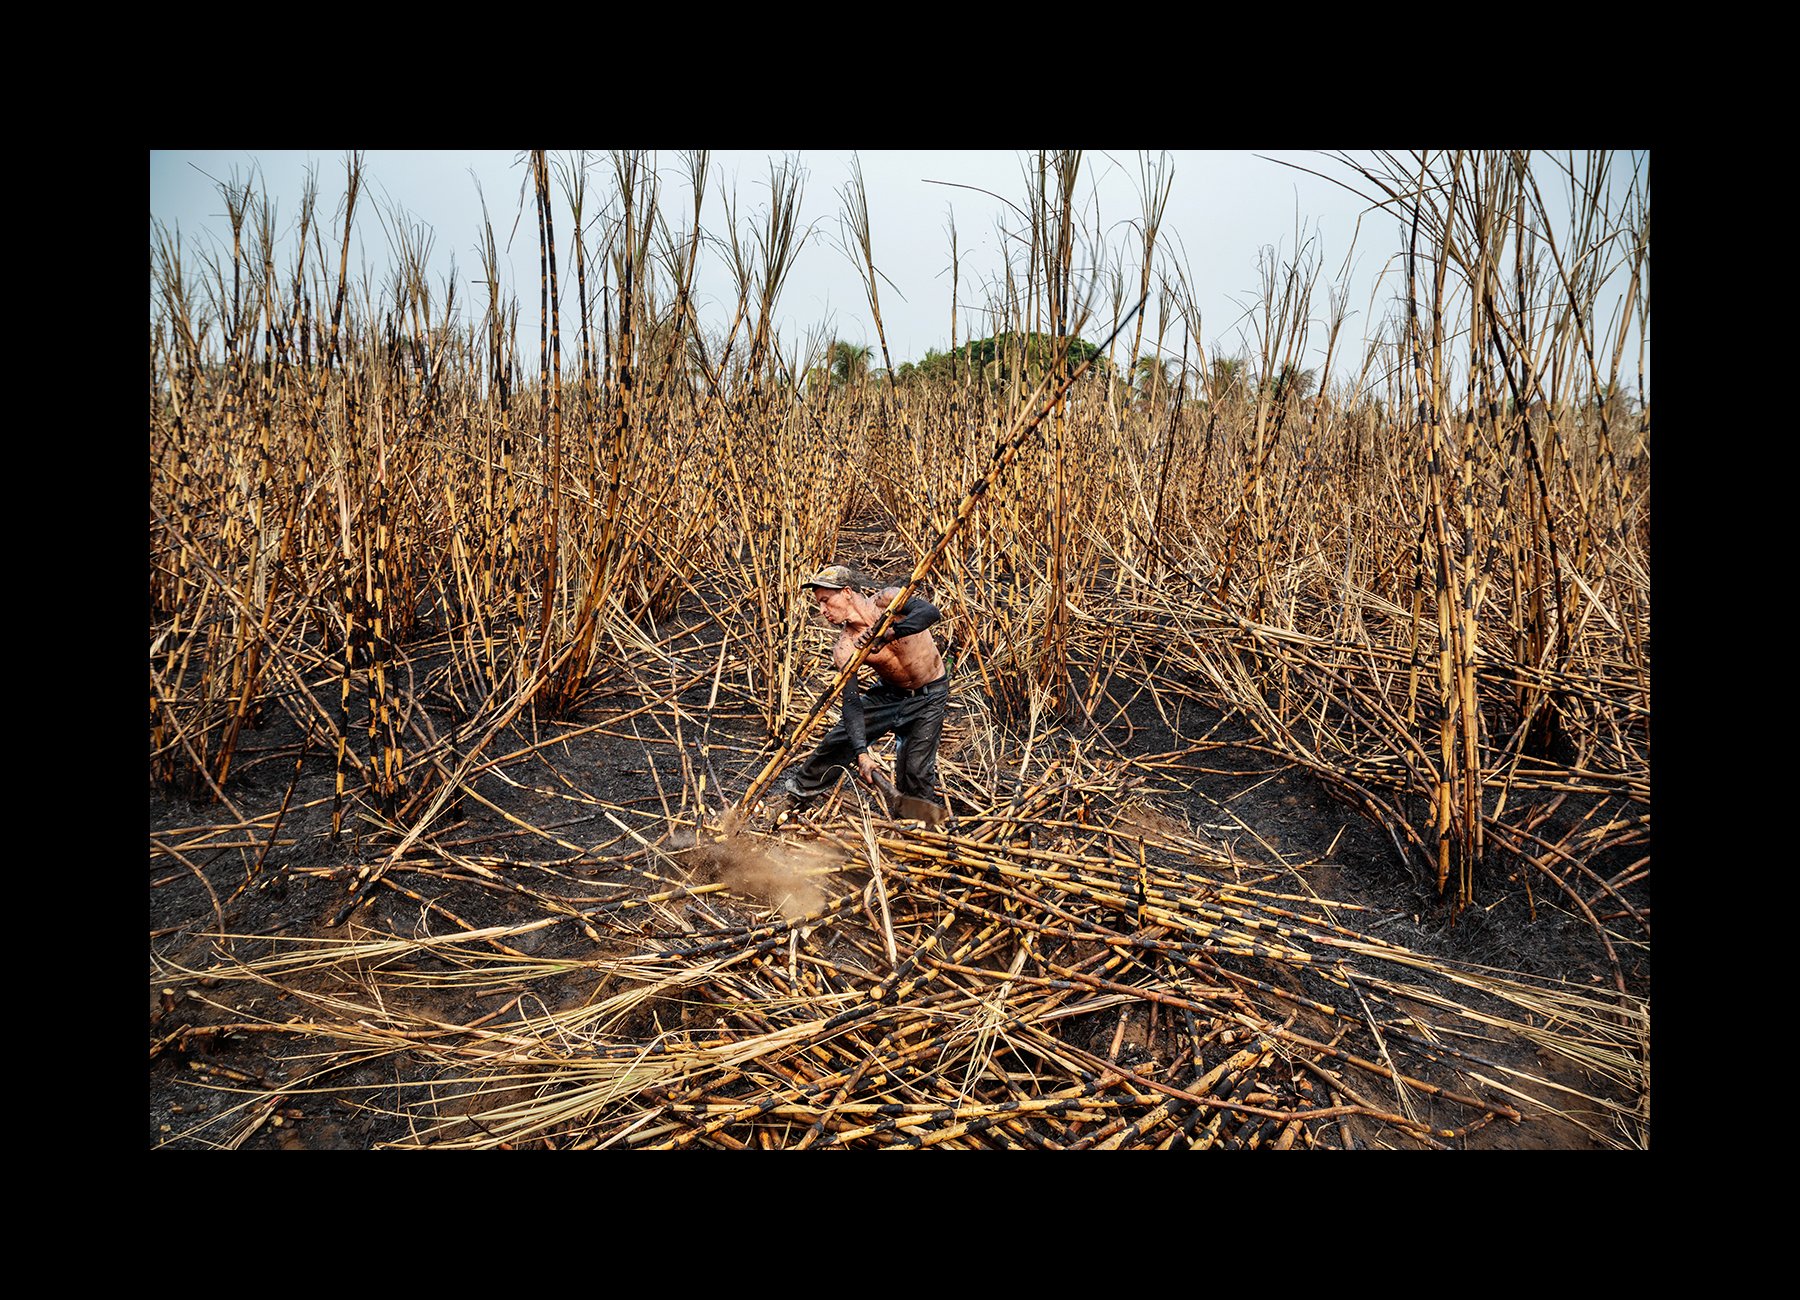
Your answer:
[828,339,872,388]
[1267,362,1316,405]
[1208,356,1246,403]
[1133,353,1171,407]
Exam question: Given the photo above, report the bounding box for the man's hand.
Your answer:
[856,751,886,786]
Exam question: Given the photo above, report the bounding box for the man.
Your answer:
[781,564,950,817]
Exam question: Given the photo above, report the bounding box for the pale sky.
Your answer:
[149,149,1648,400]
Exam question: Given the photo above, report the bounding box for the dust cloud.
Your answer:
[682,836,840,922]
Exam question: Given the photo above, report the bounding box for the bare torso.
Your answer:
[831,587,944,689]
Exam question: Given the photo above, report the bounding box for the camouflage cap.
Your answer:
[801,564,856,591]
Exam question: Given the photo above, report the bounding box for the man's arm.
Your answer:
[838,677,888,783]
[855,593,942,650]
[839,675,868,756]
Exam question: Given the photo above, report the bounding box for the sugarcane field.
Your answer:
[149,150,1651,1150]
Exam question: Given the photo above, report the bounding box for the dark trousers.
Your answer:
[791,675,949,802]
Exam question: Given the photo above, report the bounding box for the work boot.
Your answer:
[781,776,820,805]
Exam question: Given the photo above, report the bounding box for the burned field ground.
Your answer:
[148,544,1649,1152]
